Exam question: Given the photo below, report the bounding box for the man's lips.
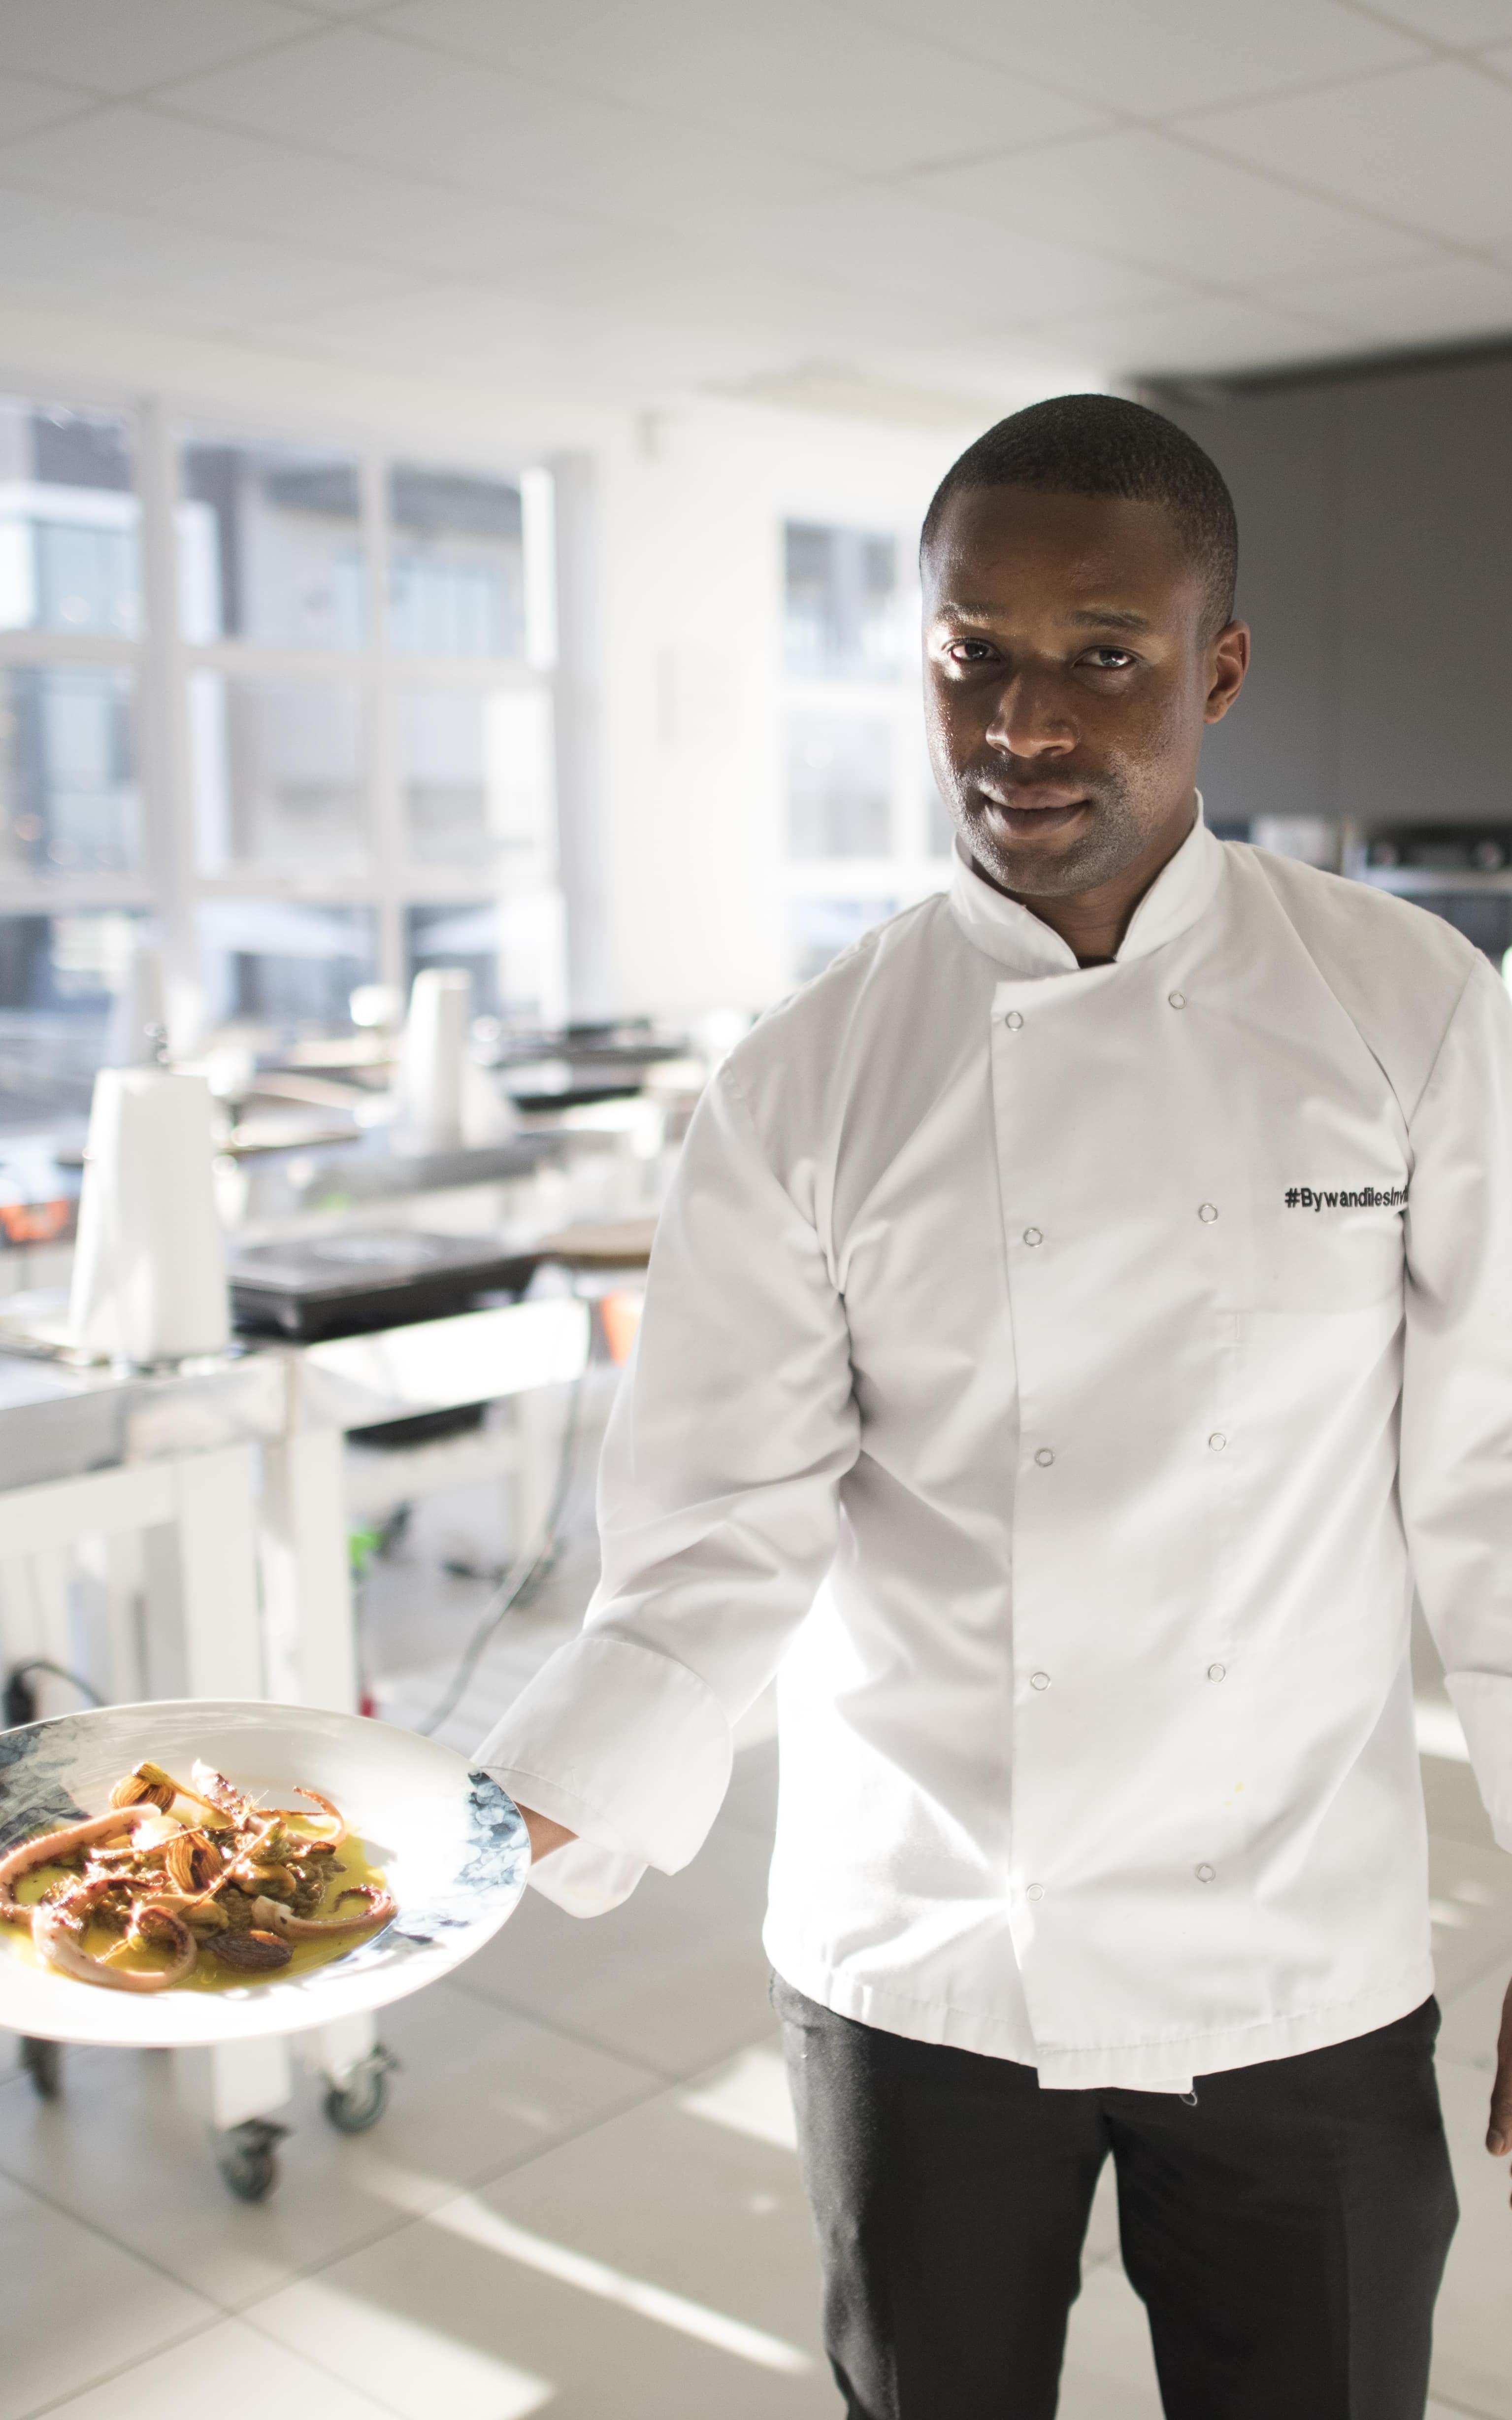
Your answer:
[975,787,1091,836]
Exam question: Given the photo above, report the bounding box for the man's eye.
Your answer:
[1084,647,1135,670]
[947,641,995,664]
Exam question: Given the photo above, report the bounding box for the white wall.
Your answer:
[0,299,979,1027]
[593,399,969,1019]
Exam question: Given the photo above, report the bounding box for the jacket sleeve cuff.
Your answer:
[474,1632,734,1875]
[1445,1671,1512,1850]
[523,1834,648,1918]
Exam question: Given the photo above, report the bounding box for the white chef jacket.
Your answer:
[479,808,1512,2090]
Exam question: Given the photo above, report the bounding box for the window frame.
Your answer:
[0,374,563,1038]
[777,511,951,983]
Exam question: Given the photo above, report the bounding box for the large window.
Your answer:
[780,516,950,982]
[0,389,564,1123]
[0,400,140,639]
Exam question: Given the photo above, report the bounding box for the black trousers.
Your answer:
[774,1978,1458,2420]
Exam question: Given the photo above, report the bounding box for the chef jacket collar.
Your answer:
[947,793,1221,979]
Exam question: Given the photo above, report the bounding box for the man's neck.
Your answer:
[971,803,1198,968]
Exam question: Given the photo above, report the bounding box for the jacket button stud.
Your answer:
[1030,1670,1051,1690]
[1198,1203,1218,1222]
[1023,1226,1043,1246]
[1034,1447,1054,1467]
[1026,1882,1045,1901]
[1207,1663,1226,1682]
[1004,1010,1023,1030]
[1168,990,1186,1009]
[1195,1863,1216,1883]
[1208,1432,1227,1452]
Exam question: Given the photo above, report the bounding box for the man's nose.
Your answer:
[985,673,1075,759]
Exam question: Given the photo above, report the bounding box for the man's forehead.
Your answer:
[923,490,1200,620]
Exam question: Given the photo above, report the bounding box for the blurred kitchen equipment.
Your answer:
[395,967,515,1152]
[68,1068,230,1367]
[103,942,167,1071]
[229,1228,540,1342]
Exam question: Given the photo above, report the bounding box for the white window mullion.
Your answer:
[362,445,404,998]
[133,392,196,1022]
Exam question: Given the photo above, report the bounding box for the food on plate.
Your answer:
[0,1758,394,1994]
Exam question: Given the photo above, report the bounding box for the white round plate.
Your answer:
[0,1700,528,2047]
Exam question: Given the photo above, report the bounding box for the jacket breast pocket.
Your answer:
[1249,1191,1407,1312]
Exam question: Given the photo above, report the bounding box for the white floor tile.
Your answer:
[1082,2151,1121,2266]
[1422,1753,1497,1852]
[32,2317,401,2420]
[1428,1834,1512,1999]
[1059,2259,1164,2418]
[681,2039,797,2151]
[246,2077,835,2418]
[250,2291,558,2420]
[722,1736,781,1839]
[0,2170,216,2419]
[456,1811,776,2078]
[0,1988,656,2311]
[1429,2055,1512,2420]
[1438,1954,1509,2075]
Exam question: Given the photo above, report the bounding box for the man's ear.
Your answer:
[1205,621,1250,726]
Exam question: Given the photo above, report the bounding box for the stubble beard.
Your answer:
[946,769,1150,902]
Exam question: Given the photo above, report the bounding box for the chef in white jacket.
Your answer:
[481,395,1507,2419]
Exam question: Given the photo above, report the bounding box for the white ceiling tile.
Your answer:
[0,183,403,327]
[719,185,1192,322]
[0,105,590,274]
[260,278,782,396]
[1186,59,1512,250]
[485,240,963,360]
[915,128,1432,288]
[0,73,97,139]
[162,24,831,226]
[1037,293,1343,377]
[0,0,317,96]
[838,0,1423,117]
[1263,256,1512,345]
[1353,0,1512,43]
[869,336,1118,406]
[381,0,1106,174]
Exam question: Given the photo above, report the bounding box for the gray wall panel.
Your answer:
[1169,385,1341,829]
[1165,353,1512,831]
[1336,359,1512,827]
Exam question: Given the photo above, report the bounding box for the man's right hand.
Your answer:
[517,1803,577,1863]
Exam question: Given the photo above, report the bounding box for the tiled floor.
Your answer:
[2,1461,1509,2417]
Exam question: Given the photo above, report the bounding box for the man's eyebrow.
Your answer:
[1065,605,1151,632]
[931,603,1153,633]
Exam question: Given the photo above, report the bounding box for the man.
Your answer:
[481,395,1512,2418]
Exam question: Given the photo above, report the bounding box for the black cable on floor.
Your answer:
[3,1659,106,1728]
[415,1368,590,1739]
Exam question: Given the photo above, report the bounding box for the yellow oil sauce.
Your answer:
[9,1823,390,1992]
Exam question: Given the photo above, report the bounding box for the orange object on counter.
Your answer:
[598,1289,644,1366]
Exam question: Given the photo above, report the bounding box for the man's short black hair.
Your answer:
[921,392,1238,634]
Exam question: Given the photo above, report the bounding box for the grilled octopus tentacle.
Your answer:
[249,1883,395,1941]
[272,1785,348,1852]
[0,1807,160,1927]
[33,1897,197,1993]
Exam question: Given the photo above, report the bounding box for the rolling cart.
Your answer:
[0,1294,587,2196]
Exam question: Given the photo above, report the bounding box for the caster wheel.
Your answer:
[323,2046,396,2135]
[19,2037,60,2100]
[212,2117,287,2202]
